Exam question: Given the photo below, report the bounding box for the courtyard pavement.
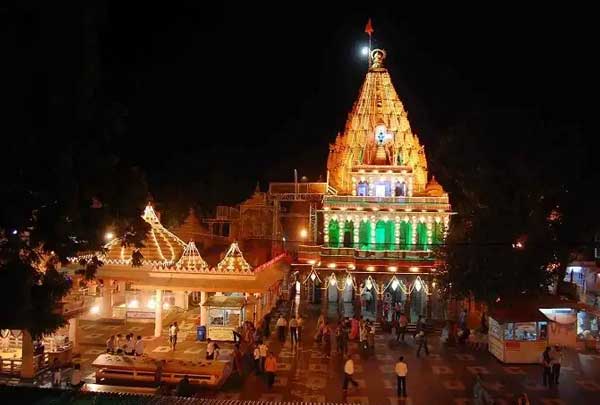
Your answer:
[29,302,600,404]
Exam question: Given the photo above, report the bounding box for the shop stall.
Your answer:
[488,296,578,363]
[203,295,246,341]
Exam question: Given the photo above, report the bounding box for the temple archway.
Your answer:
[399,221,412,250]
[328,219,340,248]
[359,220,371,250]
[360,279,378,321]
[375,220,387,250]
[343,220,354,247]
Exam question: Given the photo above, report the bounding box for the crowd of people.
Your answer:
[105,333,145,356]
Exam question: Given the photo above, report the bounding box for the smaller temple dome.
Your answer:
[424,176,445,197]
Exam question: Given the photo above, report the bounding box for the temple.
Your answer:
[297,49,453,321]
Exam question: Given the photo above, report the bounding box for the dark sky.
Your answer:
[4,4,596,211]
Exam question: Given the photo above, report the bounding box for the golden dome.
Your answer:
[424,176,445,197]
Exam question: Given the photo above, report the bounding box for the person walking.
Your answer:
[397,313,408,342]
[339,322,349,356]
[276,315,287,342]
[542,346,553,387]
[265,351,277,390]
[342,355,359,392]
[259,340,268,373]
[169,322,179,351]
[416,330,429,357]
[322,322,332,358]
[296,315,304,342]
[395,356,408,397]
[289,316,298,346]
[552,345,562,385]
[253,344,261,374]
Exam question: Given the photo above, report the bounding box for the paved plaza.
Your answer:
[26,303,600,404]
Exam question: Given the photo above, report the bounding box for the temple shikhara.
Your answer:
[297,49,452,321]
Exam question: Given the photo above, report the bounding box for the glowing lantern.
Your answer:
[414,278,422,292]
[391,279,399,291]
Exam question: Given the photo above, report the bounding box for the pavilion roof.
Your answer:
[172,241,209,272]
[215,242,253,274]
[71,204,186,267]
[171,208,208,243]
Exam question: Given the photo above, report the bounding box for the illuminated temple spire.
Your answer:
[175,241,209,272]
[327,48,429,194]
[216,242,252,274]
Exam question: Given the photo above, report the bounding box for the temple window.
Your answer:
[359,220,371,250]
[328,220,340,248]
[343,220,354,248]
[394,181,406,197]
[399,221,412,250]
[357,181,368,196]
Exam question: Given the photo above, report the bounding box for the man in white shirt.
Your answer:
[169,322,179,351]
[276,315,287,342]
[395,356,408,397]
[134,335,144,356]
[343,354,359,392]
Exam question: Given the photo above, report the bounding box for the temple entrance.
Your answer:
[327,282,339,319]
[341,281,354,318]
[410,284,427,321]
[384,279,407,322]
[360,281,377,321]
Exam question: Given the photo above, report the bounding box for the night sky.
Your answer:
[4,4,596,213]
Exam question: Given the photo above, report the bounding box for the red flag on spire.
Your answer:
[364,18,374,36]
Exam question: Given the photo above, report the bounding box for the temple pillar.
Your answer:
[102,279,113,318]
[411,217,417,250]
[426,217,433,250]
[20,330,35,379]
[200,291,208,327]
[154,289,163,337]
[175,291,187,310]
[68,317,79,354]
[324,214,330,246]
[394,216,401,249]
[370,217,376,246]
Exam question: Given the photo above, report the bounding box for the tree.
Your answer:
[433,109,598,305]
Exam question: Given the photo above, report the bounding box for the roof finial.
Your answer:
[370,49,386,70]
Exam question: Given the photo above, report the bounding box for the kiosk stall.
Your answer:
[203,295,245,341]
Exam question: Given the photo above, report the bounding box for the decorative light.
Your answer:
[365,278,373,290]
[432,281,437,288]
[361,46,369,56]
[11,230,17,235]
[163,303,170,310]
[366,266,375,271]
[330,275,337,286]
[283,237,286,242]
[310,273,316,281]
[346,276,353,287]
[128,299,139,309]
[328,263,337,269]
[388,266,397,272]
[409,266,419,272]
[308,259,316,265]
[348,264,355,270]
[147,298,156,309]
[90,305,100,315]
[104,231,115,241]
[299,229,308,239]
[391,279,399,291]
